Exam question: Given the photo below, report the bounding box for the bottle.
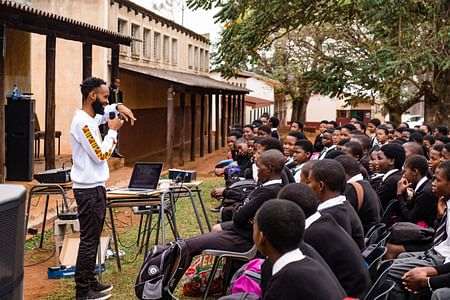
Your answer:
[11,85,19,100]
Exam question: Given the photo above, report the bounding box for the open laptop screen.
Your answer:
[128,163,163,189]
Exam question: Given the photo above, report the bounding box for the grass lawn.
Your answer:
[39,177,224,299]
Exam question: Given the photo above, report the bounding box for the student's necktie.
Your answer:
[433,208,448,247]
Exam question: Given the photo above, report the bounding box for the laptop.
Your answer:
[108,162,163,195]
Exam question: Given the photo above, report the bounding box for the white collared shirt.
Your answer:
[252,163,258,182]
[317,195,346,211]
[286,157,294,166]
[382,169,399,182]
[318,145,336,160]
[305,211,321,229]
[272,248,305,276]
[293,163,305,183]
[434,199,450,263]
[262,179,282,186]
[414,177,428,193]
[347,173,364,183]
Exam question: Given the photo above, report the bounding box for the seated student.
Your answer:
[403,141,424,161]
[423,135,436,158]
[385,155,438,259]
[290,120,304,132]
[313,120,328,153]
[299,160,316,184]
[318,128,336,160]
[368,149,384,190]
[283,131,306,168]
[251,119,262,135]
[342,141,370,179]
[434,126,449,139]
[376,125,390,148]
[242,124,255,140]
[257,125,272,137]
[268,116,280,140]
[277,184,371,298]
[291,140,313,183]
[368,118,382,149]
[245,137,295,185]
[184,150,285,268]
[332,126,341,145]
[429,144,444,174]
[443,143,450,161]
[335,155,381,234]
[308,159,365,249]
[214,131,243,176]
[254,199,347,300]
[387,161,450,300]
[351,134,372,174]
[375,143,405,208]
[340,123,357,140]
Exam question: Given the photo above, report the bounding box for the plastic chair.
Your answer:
[366,223,386,239]
[201,245,258,300]
[376,231,391,248]
[366,225,387,246]
[365,246,387,282]
[364,258,395,300]
[364,279,395,300]
[381,199,399,226]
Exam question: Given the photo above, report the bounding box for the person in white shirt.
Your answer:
[71,77,135,300]
[387,161,450,300]
[292,140,313,183]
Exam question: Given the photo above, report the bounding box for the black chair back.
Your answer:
[381,199,399,227]
[364,279,395,300]
[365,246,387,282]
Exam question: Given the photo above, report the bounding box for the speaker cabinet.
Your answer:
[6,99,35,181]
[0,184,26,299]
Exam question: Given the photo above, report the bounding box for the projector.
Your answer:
[34,168,71,183]
[168,169,197,183]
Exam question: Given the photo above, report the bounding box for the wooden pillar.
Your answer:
[237,94,241,125]
[231,94,236,124]
[221,93,226,147]
[179,93,186,166]
[82,43,92,80]
[0,24,5,183]
[215,93,220,150]
[45,34,56,170]
[200,94,205,157]
[166,87,175,168]
[111,46,120,81]
[241,94,246,124]
[190,93,196,161]
[227,94,232,135]
[207,93,212,153]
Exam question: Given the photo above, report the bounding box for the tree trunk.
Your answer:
[291,93,309,122]
[428,69,450,125]
[388,109,402,127]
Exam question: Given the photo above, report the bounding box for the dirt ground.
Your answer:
[23,147,228,299]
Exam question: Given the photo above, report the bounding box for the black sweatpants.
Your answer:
[73,186,106,296]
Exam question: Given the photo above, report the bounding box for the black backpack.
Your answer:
[135,240,190,299]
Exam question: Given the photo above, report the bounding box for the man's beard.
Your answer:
[92,97,105,115]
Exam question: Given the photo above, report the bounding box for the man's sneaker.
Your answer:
[76,290,111,300]
[91,282,113,294]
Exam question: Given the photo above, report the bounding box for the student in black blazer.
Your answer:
[308,159,365,249]
[375,143,405,208]
[385,155,438,259]
[335,155,382,234]
[253,199,346,300]
[278,183,371,298]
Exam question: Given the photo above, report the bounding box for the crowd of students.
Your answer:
[169,113,450,300]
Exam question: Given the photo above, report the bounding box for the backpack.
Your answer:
[182,254,225,296]
[135,240,190,299]
[230,258,264,297]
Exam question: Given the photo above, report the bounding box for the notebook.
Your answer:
[108,162,163,195]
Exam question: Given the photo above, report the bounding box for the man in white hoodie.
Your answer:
[71,77,135,300]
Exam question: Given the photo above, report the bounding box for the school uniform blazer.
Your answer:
[231,183,283,240]
[305,214,371,298]
[430,263,450,290]
[376,169,402,208]
[319,201,365,249]
[345,180,382,234]
[397,179,438,227]
[260,242,340,294]
[263,257,347,300]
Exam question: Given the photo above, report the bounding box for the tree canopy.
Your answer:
[188,0,450,124]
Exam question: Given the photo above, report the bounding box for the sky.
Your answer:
[130,0,223,43]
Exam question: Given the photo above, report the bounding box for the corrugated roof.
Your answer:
[112,0,209,44]
[120,63,249,93]
[0,0,132,46]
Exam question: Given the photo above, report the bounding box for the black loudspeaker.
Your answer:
[6,99,35,181]
[0,184,26,299]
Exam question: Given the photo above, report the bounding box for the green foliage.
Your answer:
[188,0,450,120]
